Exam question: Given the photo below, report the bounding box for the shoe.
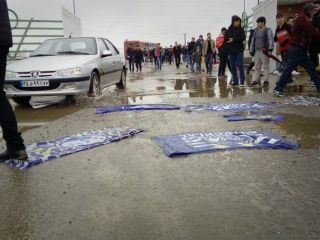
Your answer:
[250,81,260,86]
[273,89,284,97]
[292,70,300,75]
[287,79,294,83]
[0,149,28,161]
[263,81,269,86]
[239,84,244,87]
[310,82,316,87]
[230,82,239,86]
[273,70,281,76]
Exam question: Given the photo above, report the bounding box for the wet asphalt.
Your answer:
[0,63,320,240]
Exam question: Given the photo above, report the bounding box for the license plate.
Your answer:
[20,80,49,88]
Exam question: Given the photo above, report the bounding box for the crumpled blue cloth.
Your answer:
[1,127,143,170]
[223,112,285,122]
[96,104,181,114]
[285,96,320,106]
[185,102,277,112]
[154,130,299,157]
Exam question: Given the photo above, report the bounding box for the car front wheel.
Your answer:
[11,96,31,106]
[88,71,101,97]
[116,69,126,89]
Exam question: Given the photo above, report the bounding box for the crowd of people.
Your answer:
[126,2,320,96]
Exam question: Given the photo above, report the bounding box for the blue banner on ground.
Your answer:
[96,104,181,114]
[153,130,299,157]
[223,112,285,122]
[2,127,143,170]
[285,96,320,106]
[185,102,276,113]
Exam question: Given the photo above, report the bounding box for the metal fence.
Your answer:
[9,9,64,60]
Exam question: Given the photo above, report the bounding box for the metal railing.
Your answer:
[9,9,64,59]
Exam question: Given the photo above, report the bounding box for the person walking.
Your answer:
[134,48,143,72]
[225,15,246,87]
[0,0,28,161]
[274,3,320,96]
[155,43,162,71]
[216,27,231,77]
[249,16,274,86]
[274,13,293,82]
[173,42,182,69]
[187,37,196,70]
[193,46,202,73]
[127,46,135,72]
[202,33,216,74]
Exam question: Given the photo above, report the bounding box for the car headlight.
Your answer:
[54,67,82,77]
[5,71,17,79]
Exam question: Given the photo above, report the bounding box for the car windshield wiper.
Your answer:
[57,51,90,55]
[30,54,56,57]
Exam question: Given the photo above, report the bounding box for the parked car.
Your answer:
[5,37,127,105]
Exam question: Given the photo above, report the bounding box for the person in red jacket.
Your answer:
[274,13,293,82]
[0,0,28,161]
[274,3,320,96]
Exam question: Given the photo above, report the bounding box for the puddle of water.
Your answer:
[276,113,320,149]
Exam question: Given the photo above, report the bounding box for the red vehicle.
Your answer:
[124,40,157,59]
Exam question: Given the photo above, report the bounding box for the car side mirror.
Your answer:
[101,50,112,58]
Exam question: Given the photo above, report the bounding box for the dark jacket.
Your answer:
[173,45,182,57]
[0,0,13,47]
[127,47,135,60]
[188,41,195,54]
[193,51,202,63]
[274,23,291,53]
[313,11,320,29]
[194,39,204,52]
[134,49,143,62]
[225,25,246,54]
[290,14,320,49]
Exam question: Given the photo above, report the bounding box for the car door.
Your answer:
[104,39,122,83]
[97,38,113,86]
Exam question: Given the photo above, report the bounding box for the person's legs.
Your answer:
[218,53,227,75]
[253,50,263,83]
[0,48,26,154]
[301,52,320,90]
[262,54,270,83]
[281,51,293,82]
[229,54,239,84]
[309,44,319,68]
[208,53,213,73]
[236,52,245,85]
[275,46,302,92]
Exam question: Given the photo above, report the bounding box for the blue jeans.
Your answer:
[205,53,214,72]
[187,54,193,67]
[275,46,320,91]
[229,52,245,84]
[156,56,162,70]
[194,62,201,73]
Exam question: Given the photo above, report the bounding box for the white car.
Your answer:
[5,37,127,105]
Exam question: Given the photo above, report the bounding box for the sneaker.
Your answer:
[273,89,284,97]
[310,82,316,87]
[230,81,238,86]
[239,84,245,87]
[292,70,300,75]
[0,150,28,161]
[273,70,281,76]
[263,81,269,86]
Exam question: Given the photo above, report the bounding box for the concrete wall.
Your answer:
[61,6,82,38]
[252,0,278,71]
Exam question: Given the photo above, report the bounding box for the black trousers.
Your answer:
[218,53,231,75]
[0,47,25,152]
[175,55,181,69]
[129,59,135,72]
[309,44,319,68]
[135,61,142,72]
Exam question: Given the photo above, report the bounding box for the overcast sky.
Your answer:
[7,0,259,50]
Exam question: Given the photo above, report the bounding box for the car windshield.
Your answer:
[30,38,97,57]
